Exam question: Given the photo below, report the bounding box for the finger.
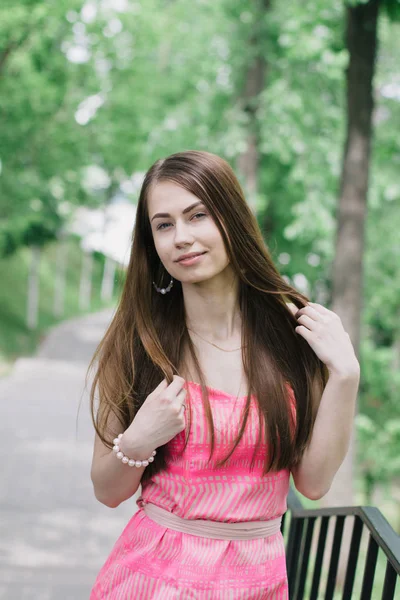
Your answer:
[159,376,184,400]
[176,389,186,407]
[167,387,186,410]
[296,305,321,321]
[308,302,330,315]
[166,376,186,398]
[153,378,169,395]
[295,325,313,340]
[176,388,187,402]
[296,314,318,330]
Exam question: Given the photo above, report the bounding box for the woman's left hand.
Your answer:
[294,302,360,378]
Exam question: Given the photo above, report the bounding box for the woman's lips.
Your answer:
[177,252,207,266]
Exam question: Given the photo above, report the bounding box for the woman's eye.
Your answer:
[157,222,171,230]
[156,213,207,231]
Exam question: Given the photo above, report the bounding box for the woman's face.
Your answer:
[147,181,231,284]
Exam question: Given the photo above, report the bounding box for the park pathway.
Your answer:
[0,309,137,600]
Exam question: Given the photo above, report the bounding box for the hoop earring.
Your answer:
[152,274,174,294]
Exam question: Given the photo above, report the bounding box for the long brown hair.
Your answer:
[88,150,328,484]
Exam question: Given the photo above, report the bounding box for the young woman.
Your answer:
[88,150,360,599]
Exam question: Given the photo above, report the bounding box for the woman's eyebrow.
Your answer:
[150,201,204,223]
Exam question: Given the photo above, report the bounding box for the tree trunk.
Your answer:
[53,234,68,318]
[79,250,93,311]
[390,308,400,396]
[322,0,380,510]
[27,245,41,330]
[319,1,380,591]
[237,0,270,214]
[101,255,116,303]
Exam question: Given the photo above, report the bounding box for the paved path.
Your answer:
[0,309,137,599]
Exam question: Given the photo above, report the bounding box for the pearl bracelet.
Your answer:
[112,434,156,468]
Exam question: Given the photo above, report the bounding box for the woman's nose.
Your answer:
[173,221,194,245]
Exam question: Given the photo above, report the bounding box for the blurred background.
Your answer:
[0,0,399,598]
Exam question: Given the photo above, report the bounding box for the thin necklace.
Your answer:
[187,327,243,352]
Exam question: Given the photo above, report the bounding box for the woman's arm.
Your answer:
[91,376,187,507]
[91,411,156,508]
[291,366,360,500]
[286,301,361,500]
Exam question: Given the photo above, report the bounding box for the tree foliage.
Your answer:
[0,0,399,494]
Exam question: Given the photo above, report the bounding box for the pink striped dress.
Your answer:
[90,381,293,599]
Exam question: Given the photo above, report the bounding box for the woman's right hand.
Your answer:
[120,375,187,459]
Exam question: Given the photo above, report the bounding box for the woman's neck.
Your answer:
[182,269,242,342]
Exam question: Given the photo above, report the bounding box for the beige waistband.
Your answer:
[142,502,282,540]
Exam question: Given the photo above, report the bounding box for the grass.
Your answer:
[0,235,125,374]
